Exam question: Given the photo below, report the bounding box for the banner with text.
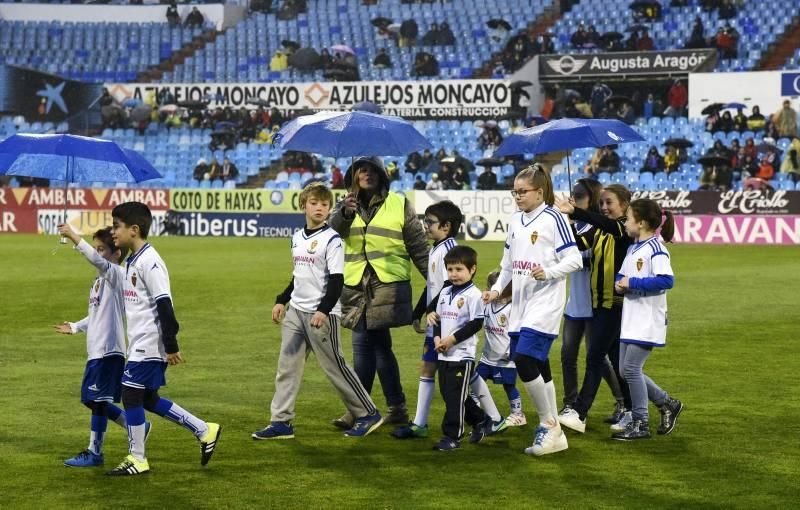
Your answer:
[36,210,169,237]
[1,187,170,211]
[172,212,304,238]
[105,79,512,119]
[673,215,800,245]
[539,49,717,81]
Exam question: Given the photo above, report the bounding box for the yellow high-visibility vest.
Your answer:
[344,192,410,285]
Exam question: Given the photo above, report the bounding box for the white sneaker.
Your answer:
[557,407,586,433]
[524,425,568,456]
[505,412,527,427]
[610,411,632,432]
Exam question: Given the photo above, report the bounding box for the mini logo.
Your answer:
[124,370,132,378]
[270,190,284,205]
[456,371,463,377]
[499,314,507,326]
[88,384,99,391]
[607,131,622,141]
[307,240,318,254]
[131,273,137,286]
[545,55,588,76]
[457,297,465,309]
[466,215,489,240]
[636,258,644,271]
[304,83,330,107]
[530,231,538,245]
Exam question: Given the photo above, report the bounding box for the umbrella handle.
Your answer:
[567,156,573,195]
[59,157,71,244]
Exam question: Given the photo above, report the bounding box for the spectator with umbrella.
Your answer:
[399,18,419,47]
[487,19,512,42]
[641,146,664,173]
[747,105,766,131]
[733,106,748,132]
[571,24,588,48]
[288,47,321,72]
[373,48,392,68]
[319,48,333,70]
[193,158,209,183]
[270,50,288,71]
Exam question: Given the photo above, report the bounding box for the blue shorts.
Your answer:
[476,362,518,385]
[81,356,125,403]
[122,361,168,391]
[421,336,438,362]
[509,332,520,358]
[515,328,557,362]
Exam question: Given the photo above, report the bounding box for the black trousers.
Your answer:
[438,360,485,441]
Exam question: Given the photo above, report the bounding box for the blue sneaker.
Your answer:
[344,412,384,438]
[64,449,104,467]
[432,437,461,451]
[251,421,294,440]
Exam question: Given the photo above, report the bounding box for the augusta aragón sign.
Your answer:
[539,49,717,80]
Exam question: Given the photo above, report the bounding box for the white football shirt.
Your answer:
[481,302,515,368]
[124,243,172,363]
[565,221,594,320]
[492,203,583,337]
[70,239,126,360]
[436,283,484,362]
[425,236,456,336]
[619,236,674,347]
[289,225,343,316]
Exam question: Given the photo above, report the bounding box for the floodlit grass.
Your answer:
[0,235,797,509]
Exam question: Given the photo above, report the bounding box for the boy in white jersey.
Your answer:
[474,272,525,426]
[483,165,582,456]
[392,200,460,440]
[55,225,151,467]
[252,183,383,440]
[428,246,502,451]
[613,199,683,440]
[107,202,221,476]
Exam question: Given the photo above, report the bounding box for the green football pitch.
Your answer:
[0,235,797,509]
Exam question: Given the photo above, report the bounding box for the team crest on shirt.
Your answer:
[636,258,644,271]
[131,272,137,287]
[530,231,538,245]
[457,297,465,309]
[94,280,101,292]
[307,240,318,254]
[499,314,507,326]
[431,262,436,273]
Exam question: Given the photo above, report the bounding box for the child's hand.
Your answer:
[531,264,546,280]
[482,290,499,304]
[310,311,327,328]
[412,318,426,334]
[167,352,184,366]
[57,224,81,245]
[436,336,455,353]
[426,312,440,327]
[615,276,630,293]
[54,321,73,335]
[272,304,286,324]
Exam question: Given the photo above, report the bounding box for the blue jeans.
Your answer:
[351,316,406,407]
[619,342,668,421]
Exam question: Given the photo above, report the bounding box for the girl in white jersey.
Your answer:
[483,165,583,456]
[612,199,683,440]
[55,225,148,468]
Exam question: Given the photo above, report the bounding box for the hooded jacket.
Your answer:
[329,156,428,330]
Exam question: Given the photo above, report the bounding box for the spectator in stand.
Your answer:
[405,151,422,173]
[718,0,737,19]
[207,157,220,180]
[626,30,640,51]
[780,137,800,183]
[218,158,239,182]
[664,146,680,174]
[742,137,757,159]
[386,161,400,182]
[738,153,758,178]
[729,139,742,167]
[617,102,636,124]
[420,148,434,171]
[438,22,456,46]
[590,83,612,118]
[413,175,427,190]
[717,111,734,133]
[166,2,180,27]
[641,146,665,173]
[453,166,469,189]
[421,23,441,45]
[413,52,439,77]
[373,48,392,68]
[270,50,288,71]
[478,123,503,149]
[664,79,688,118]
[637,29,654,51]
[773,100,798,138]
[597,145,621,174]
[584,148,603,175]
[439,164,456,189]
[747,106,766,131]
[269,107,284,129]
[426,173,443,190]
[686,17,707,49]
[331,165,345,189]
[713,24,738,59]
[477,167,498,190]
[585,25,601,48]
[193,158,209,183]
[399,19,419,47]
[185,7,205,27]
[319,48,333,70]
[733,107,748,132]
[571,24,588,48]
[575,96,594,118]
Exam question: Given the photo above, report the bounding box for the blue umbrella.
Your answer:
[494,118,645,191]
[0,133,161,241]
[724,102,747,110]
[274,110,432,157]
[123,98,143,108]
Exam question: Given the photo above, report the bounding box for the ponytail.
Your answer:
[660,210,675,243]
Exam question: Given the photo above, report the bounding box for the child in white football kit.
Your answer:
[484,165,583,456]
[252,183,383,440]
[429,245,506,450]
[612,199,683,440]
[392,200,460,440]
[55,225,150,467]
[474,272,525,427]
[107,202,221,476]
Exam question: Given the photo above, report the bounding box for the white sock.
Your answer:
[88,431,104,455]
[522,376,555,426]
[164,402,209,438]
[509,396,523,415]
[127,424,146,461]
[470,376,501,422]
[412,377,435,427]
[544,380,559,419]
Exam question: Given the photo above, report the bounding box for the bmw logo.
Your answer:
[270,191,283,205]
[466,215,489,240]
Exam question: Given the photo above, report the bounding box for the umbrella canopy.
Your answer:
[630,0,660,9]
[130,103,153,123]
[510,80,533,89]
[494,118,645,157]
[476,157,505,167]
[0,133,161,183]
[247,98,271,108]
[371,17,392,28]
[600,31,624,41]
[330,44,355,56]
[281,39,300,51]
[289,47,321,71]
[177,100,209,111]
[274,111,432,157]
[158,104,179,114]
[697,155,730,167]
[626,24,649,32]
[123,98,142,108]
[701,102,725,115]
[663,138,694,148]
[487,19,512,31]
[757,142,782,155]
[352,101,383,114]
[724,102,747,110]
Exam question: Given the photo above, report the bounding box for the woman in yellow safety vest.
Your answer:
[329,156,429,429]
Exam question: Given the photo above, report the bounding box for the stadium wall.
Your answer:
[1,187,799,244]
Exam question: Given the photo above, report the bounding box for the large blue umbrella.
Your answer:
[0,133,161,241]
[274,110,432,157]
[493,118,645,190]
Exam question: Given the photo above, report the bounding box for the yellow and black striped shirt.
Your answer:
[572,208,633,310]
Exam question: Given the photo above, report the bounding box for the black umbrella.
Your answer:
[281,40,300,51]
[510,80,533,89]
[701,103,725,115]
[697,155,730,167]
[757,143,783,155]
[177,100,209,111]
[663,138,694,148]
[130,103,152,123]
[476,157,505,167]
[288,47,321,71]
[371,17,392,28]
[626,24,649,32]
[630,0,659,9]
[247,98,271,108]
[605,95,632,105]
[563,88,581,99]
[215,121,236,131]
[323,68,351,81]
[600,31,624,42]
[487,19,512,31]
